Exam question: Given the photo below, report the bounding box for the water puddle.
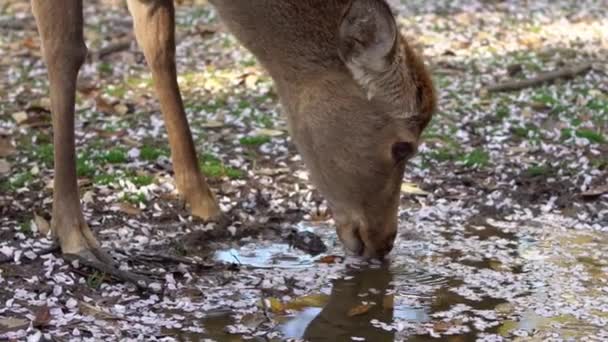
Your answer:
[177,216,608,340]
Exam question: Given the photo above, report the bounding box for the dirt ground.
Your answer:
[1,0,607,341]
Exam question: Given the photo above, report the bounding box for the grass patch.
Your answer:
[459,149,490,168]
[19,221,33,237]
[140,146,169,161]
[575,129,605,144]
[76,155,96,178]
[130,174,154,187]
[33,143,54,166]
[94,173,118,186]
[200,153,244,179]
[239,135,272,147]
[103,147,128,164]
[10,171,33,189]
[122,192,147,205]
[526,164,553,177]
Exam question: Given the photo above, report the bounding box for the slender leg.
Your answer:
[31,0,104,259]
[31,0,150,289]
[126,0,221,220]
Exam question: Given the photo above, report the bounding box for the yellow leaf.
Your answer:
[348,304,372,317]
[264,297,285,314]
[33,213,50,236]
[401,182,429,196]
[255,128,285,137]
[284,294,329,311]
[12,111,28,124]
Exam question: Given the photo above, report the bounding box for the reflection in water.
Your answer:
[283,265,430,341]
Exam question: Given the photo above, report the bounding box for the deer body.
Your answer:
[29,0,435,278]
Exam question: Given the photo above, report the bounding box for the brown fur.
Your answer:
[31,0,435,261]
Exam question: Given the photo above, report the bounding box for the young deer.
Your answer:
[30,0,435,278]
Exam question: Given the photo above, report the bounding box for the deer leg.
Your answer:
[31,0,103,259]
[127,0,221,220]
[31,0,150,289]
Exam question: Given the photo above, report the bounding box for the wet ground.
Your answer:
[1,0,607,340]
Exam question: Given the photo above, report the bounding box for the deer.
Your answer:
[30,0,435,285]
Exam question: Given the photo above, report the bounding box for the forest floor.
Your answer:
[1,0,607,341]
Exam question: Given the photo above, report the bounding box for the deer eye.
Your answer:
[391,142,415,162]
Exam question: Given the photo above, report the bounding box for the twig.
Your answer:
[486,62,593,93]
[90,35,134,60]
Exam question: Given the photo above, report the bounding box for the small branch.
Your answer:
[486,62,593,93]
[90,35,134,60]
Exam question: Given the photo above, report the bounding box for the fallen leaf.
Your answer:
[82,191,95,204]
[582,185,608,198]
[0,317,29,332]
[118,203,142,216]
[401,182,430,196]
[264,297,285,314]
[316,255,343,264]
[256,128,285,137]
[95,96,115,114]
[0,138,16,157]
[114,103,129,115]
[0,159,10,174]
[32,305,51,328]
[200,120,225,128]
[12,111,28,124]
[33,213,50,236]
[348,304,372,317]
[78,301,118,320]
[284,294,329,311]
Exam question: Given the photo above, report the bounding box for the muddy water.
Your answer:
[177,217,608,341]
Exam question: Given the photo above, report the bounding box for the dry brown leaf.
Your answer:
[0,138,16,157]
[316,255,343,264]
[32,305,51,328]
[95,96,116,114]
[33,213,50,236]
[118,203,142,216]
[582,185,608,198]
[348,304,372,317]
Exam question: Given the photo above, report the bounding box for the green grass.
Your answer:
[76,155,96,178]
[103,147,128,164]
[94,173,118,186]
[140,146,169,162]
[130,174,154,187]
[10,171,34,189]
[200,153,244,179]
[575,129,605,144]
[459,149,490,168]
[122,192,147,205]
[526,164,553,177]
[561,128,606,144]
[19,221,33,237]
[239,135,272,147]
[33,143,54,166]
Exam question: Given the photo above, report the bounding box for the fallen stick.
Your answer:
[486,62,593,93]
[90,35,134,60]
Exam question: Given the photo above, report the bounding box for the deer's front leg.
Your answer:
[127,0,221,220]
[31,0,108,261]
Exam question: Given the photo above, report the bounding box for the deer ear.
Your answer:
[338,0,398,72]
